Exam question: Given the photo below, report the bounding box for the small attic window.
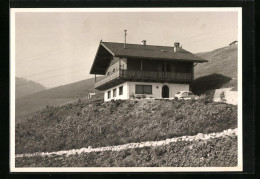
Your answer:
[160,50,166,52]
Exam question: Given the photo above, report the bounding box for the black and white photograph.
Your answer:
[10,8,242,172]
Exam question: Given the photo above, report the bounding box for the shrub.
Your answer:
[123,158,135,167]
[191,98,196,103]
[114,99,125,106]
[76,111,81,116]
[220,92,226,102]
[153,146,166,156]
[198,94,207,100]
[130,93,135,99]
[176,114,185,121]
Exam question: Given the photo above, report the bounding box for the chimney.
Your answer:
[174,42,181,52]
[124,30,127,49]
[142,40,146,45]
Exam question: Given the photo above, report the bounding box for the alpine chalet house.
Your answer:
[90,40,207,101]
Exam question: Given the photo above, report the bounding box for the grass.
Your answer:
[15,99,237,154]
[15,135,237,167]
[195,45,238,79]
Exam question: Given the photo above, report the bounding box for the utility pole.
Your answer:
[124,29,127,49]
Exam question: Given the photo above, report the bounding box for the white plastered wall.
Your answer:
[104,82,129,101]
[120,58,127,70]
[128,82,189,98]
[104,81,189,101]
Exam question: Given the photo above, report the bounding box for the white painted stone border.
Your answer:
[15,128,237,158]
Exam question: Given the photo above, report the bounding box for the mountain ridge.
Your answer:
[15,76,103,119]
[15,77,46,99]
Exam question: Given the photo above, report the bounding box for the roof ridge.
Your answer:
[101,41,176,48]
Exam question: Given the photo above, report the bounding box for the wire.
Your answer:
[16,32,123,65]
[16,68,90,87]
[181,30,235,47]
[176,29,235,48]
[16,31,123,62]
[22,61,90,78]
[15,33,125,86]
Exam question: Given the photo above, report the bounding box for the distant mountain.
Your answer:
[16,77,46,98]
[16,77,103,119]
[195,44,238,79]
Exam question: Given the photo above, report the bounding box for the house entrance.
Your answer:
[162,85,169,98]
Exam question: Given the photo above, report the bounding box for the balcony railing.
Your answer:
[95,70,120,88]
[95,69,192,89]
[120,70,192,81]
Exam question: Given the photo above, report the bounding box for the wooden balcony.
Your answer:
[95,69,193,90]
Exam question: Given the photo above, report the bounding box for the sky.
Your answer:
[14,9,239,88]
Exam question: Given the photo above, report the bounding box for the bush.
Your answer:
[220,92,226,102]
[176,114,185,121]
[198,94,207,100]
[153,146,166,156]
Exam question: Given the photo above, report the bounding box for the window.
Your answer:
[113,89,117,97]
[107,91,111,99]
[119,86,123,95]
[135,85,152,94]
[166,64,171,72]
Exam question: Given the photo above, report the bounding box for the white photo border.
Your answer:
[10,7,243,172]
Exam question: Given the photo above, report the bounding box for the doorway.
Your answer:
[162,85,169,98]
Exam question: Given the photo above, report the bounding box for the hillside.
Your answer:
[15,77,46,98]
[16,99,237,154]
[16,135,237,167]
[195,44,237,79]
[191,44,238,95]
[15,99,238,167]
[15,77,103,119]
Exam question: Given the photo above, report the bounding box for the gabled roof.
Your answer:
[90,41,207,74]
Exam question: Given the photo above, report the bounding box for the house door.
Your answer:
[162,85,169,98]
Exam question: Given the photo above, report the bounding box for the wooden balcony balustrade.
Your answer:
[95,70,120,88]
[95,69,193,90]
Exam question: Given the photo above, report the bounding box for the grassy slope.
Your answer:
[16,99,237,154]
[195,44,238,79]
[15,77,103,119]
[191,45,238,95]
[16,135,237,167]
[16,77,46,99]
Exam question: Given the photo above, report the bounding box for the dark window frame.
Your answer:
[113,88,117,97]
[135,85,152,94]
[119,86,123,95]
[107,91,111,99]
